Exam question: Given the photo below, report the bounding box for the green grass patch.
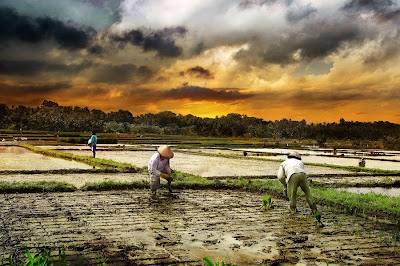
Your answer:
[81,180,148,191]
[18,144,135,169]
[0,181,76,193]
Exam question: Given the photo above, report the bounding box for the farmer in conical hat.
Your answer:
[277,151,318,214]
[148,145,174,197]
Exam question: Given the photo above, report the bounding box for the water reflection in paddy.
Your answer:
[337,187,400,197]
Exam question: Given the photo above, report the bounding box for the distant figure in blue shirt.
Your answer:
[88,131,98,158]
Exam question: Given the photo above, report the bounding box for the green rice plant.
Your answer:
[2,246,108,266]
[335,217,341,227]
[394,229,398,247]
[315,211,324,227]
[379,229,384,243]
[355,224,359,235]
[203,257,232,266]
[260,194,272,210]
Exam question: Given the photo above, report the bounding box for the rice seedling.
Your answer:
[379,229,384,243]
[2,246,108,266]
[203,257,232,266]
[394,229,398,247]
[335,217,341,227]
[354,224,359,235]
[315,211,324,227]
[260,194,272,210]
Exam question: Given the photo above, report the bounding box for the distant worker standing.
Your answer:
[148,145,174,197]
[359,158,366,167]
[278,151,318,214]
[87,131,98,158]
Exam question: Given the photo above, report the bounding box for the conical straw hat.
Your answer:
[288,151,301,159]
[158,145,174,158]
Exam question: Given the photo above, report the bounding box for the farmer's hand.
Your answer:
[160,173,170,179]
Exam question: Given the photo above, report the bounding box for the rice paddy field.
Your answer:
[0,140,399,265]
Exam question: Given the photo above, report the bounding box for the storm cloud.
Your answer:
[111,27,187,57]
[263,22,363,64]
[0,81,71,95]
[89,64,153,84]
[0,60,91,76]
[163,86,255,102]
[186,66,214,79]
[342,0,400,21]
[0,6,96,50]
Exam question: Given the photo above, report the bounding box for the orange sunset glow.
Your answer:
[1,0,400,123]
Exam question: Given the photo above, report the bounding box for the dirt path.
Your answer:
[0,190,398,265]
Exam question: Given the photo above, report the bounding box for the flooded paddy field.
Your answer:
[1,143,399,265]
[0,190,399,265]
[0,146,92,171]
[57,149,356,177]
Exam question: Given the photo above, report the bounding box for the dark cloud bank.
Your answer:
[110,27,187,57]
[163,86,255,102]
[0,6,96,50]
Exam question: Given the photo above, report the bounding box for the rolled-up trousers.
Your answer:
[287,173,317,212]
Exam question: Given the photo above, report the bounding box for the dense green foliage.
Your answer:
[2,101,400,148]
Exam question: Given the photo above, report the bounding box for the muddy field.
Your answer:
[1,144,399,265]
[1,190,399,265]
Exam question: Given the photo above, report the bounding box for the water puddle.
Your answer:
[337,187,400,197]
[0,146,93,170]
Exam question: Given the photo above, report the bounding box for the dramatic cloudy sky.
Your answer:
[1,0,399,123]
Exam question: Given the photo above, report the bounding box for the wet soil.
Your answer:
[0,190,399,265]
[0,146,92,171]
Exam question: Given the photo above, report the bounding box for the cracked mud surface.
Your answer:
[0,190,399,265]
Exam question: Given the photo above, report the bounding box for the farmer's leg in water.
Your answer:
[92,144,96,158]
[298,173,317,213]
[287,173,302,213]
[149,173,160,196]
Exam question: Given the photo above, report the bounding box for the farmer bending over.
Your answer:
[148,145,174,197]
[278,151,318,214]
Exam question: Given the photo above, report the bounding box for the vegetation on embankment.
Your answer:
[17,144,136,170]
[0,181,76,193]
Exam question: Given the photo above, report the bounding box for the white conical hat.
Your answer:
[158,145,174,158]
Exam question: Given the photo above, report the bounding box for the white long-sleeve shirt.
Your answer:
[277,158,305,183]
[148,152,171,176]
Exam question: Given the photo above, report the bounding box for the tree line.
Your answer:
[1,100,400,148]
